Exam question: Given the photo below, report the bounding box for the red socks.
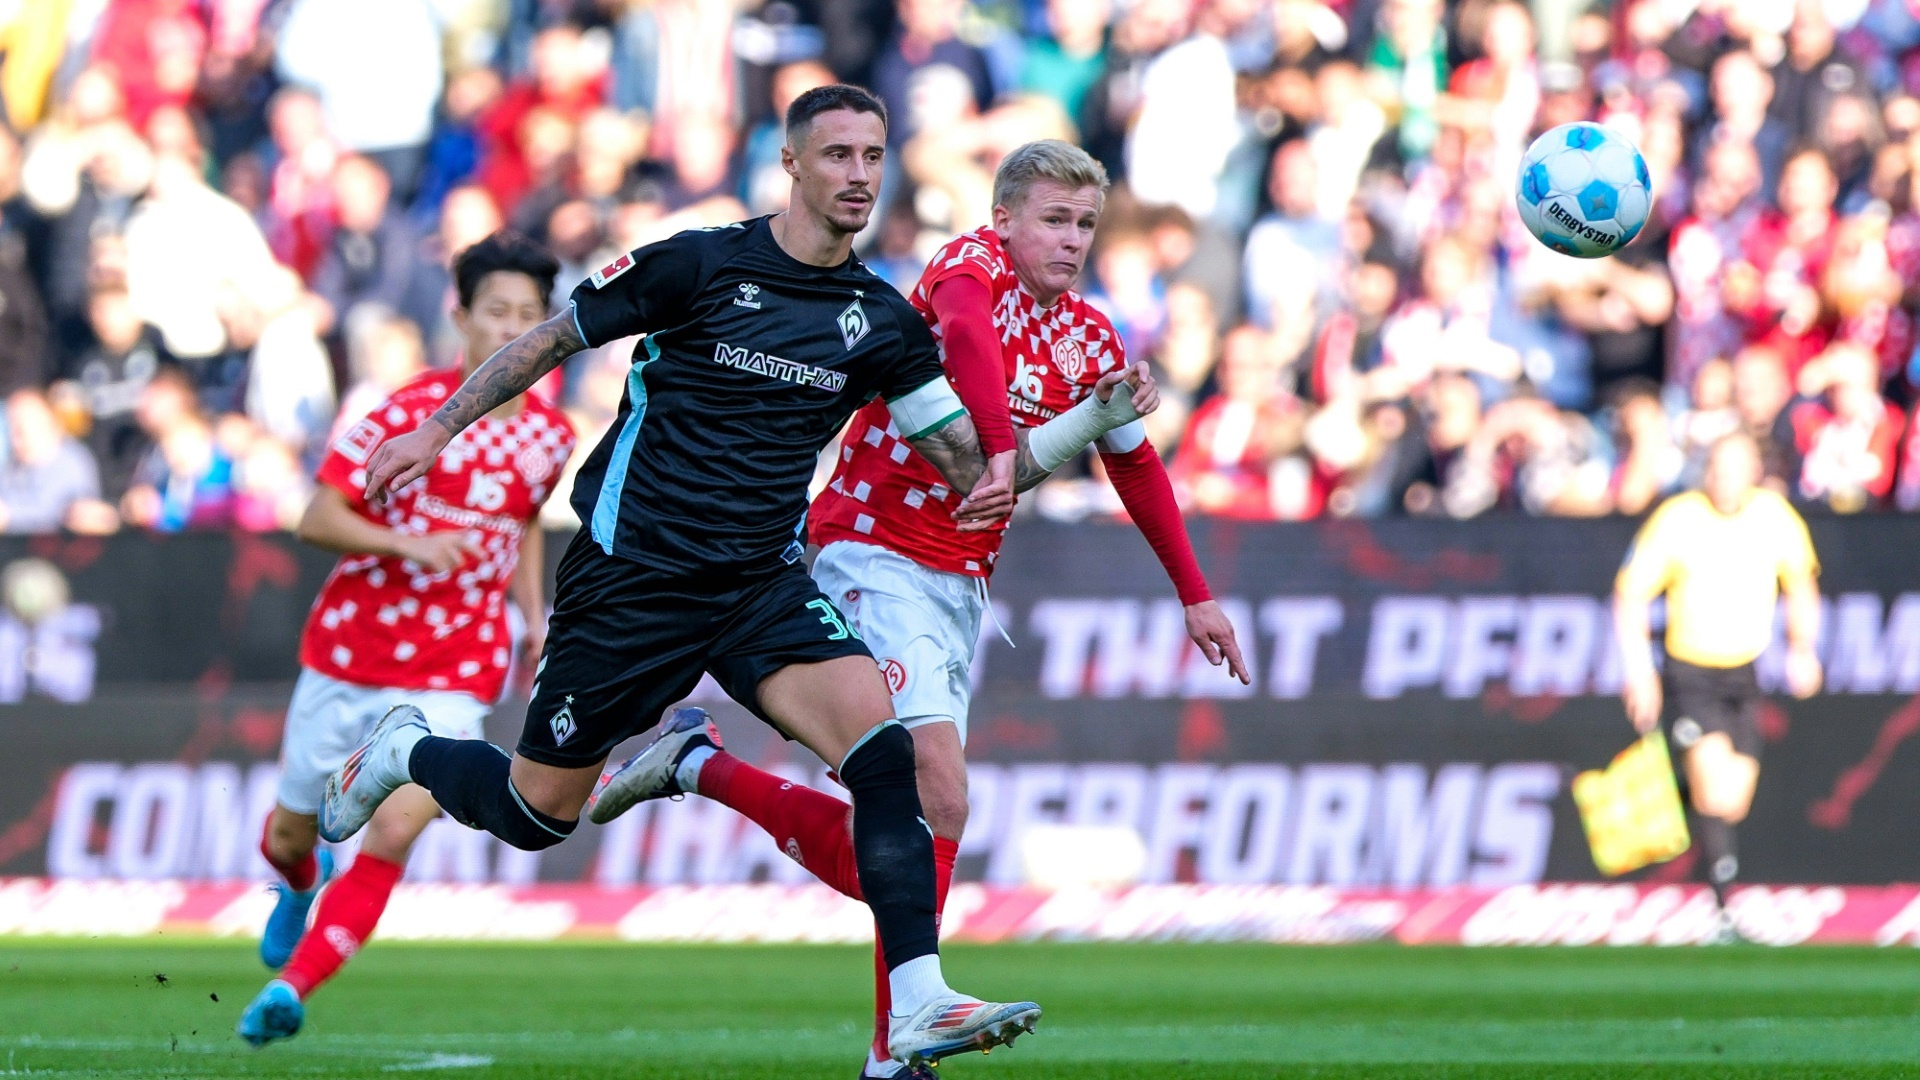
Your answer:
[280,854,404,999]
[259,825,317,892]
[871,837,958,1056]
[701,751,865,899]
[697,752,963,1057]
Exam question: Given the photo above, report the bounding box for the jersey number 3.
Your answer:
[807,599,858,641]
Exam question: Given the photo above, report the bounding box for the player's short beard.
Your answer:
[825,199,873,236]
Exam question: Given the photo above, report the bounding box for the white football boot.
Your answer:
[887,995,1042,1067]
[586,707,722,825]
[319,705,427,842]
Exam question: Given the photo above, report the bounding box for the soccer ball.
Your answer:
[1515,122,1652,259]
[1,558,68,625]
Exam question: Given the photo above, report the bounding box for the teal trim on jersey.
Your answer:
[905,407,966,441]
[590,337,660,554]
[569,300,591,350]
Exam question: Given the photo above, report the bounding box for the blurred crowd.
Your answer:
[6,0,1920,534]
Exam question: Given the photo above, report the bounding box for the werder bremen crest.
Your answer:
[838,292,871,350]
[550,695,577,745]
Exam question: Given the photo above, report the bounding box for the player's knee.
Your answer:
[495,812,574,851]
[1716,785,1756,824]
[490,779,578,851]
[919,785,968,840]
[839,721,916,791]
[263,807,317,863]
[916,761,969,840]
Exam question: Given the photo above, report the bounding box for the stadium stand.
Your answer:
[2,0,1919,530]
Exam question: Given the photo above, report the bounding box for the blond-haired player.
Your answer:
[590,140,1247,1078]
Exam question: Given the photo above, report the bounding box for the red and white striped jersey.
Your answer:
[809,228,1126,576]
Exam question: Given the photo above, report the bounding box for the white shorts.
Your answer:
[275,667,491,815]
[812,541,984,744]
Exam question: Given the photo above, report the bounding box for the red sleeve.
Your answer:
[1872,405,1905,500]
[1101,440,1213,606]
[926,276,1015,456]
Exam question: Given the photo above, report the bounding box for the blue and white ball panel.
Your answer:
[1543,148,1594,193]
[1590,141,1640,186]
[1515,121,1653,259]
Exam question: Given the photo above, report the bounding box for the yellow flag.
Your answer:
[1572,732,1691,877]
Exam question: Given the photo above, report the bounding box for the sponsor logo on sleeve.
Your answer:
[335,418,385,465]
[950,241,991,269]
[589,253,636,289]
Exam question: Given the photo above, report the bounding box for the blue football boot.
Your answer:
[236,979,304,1047]
[260,847,333,969]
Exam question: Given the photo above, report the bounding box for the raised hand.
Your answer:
[1095,360,1159,416]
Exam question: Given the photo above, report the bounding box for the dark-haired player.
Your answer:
[590,138,1236,1080]
[318,85,1049,1067]
[237,232,577,1044]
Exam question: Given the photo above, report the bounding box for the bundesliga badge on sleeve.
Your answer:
[1572,731,1692,877]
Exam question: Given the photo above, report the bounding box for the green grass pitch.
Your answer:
[1,941,1918,1078]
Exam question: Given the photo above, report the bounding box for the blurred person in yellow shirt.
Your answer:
[1614,432,1822,933]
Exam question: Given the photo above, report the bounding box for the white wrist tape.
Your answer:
[886,377,966,440]
[1098,418,1148,454]
[1028,385,1143,472]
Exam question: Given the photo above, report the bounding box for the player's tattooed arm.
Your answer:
[362,313,584,506]
[908,412,1014,530]
[993,424,1118,497]
[428,314,585,437]
[1009,428,1053,493]
[907,410,986,490]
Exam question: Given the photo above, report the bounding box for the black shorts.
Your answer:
[518,530,873,768]
[1663,657,1763,760]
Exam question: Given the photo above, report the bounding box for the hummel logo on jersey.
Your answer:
[713,343,848,392]
[734,283,762,309]
[550,695,577,746]
[839,293,871,350]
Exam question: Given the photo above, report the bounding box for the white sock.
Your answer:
[887,954,955,1017]
[863,1050,903,1077]
[385,723,428,783]
[675,745,716,794]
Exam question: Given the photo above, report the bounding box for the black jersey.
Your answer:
[567,216,945,575]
